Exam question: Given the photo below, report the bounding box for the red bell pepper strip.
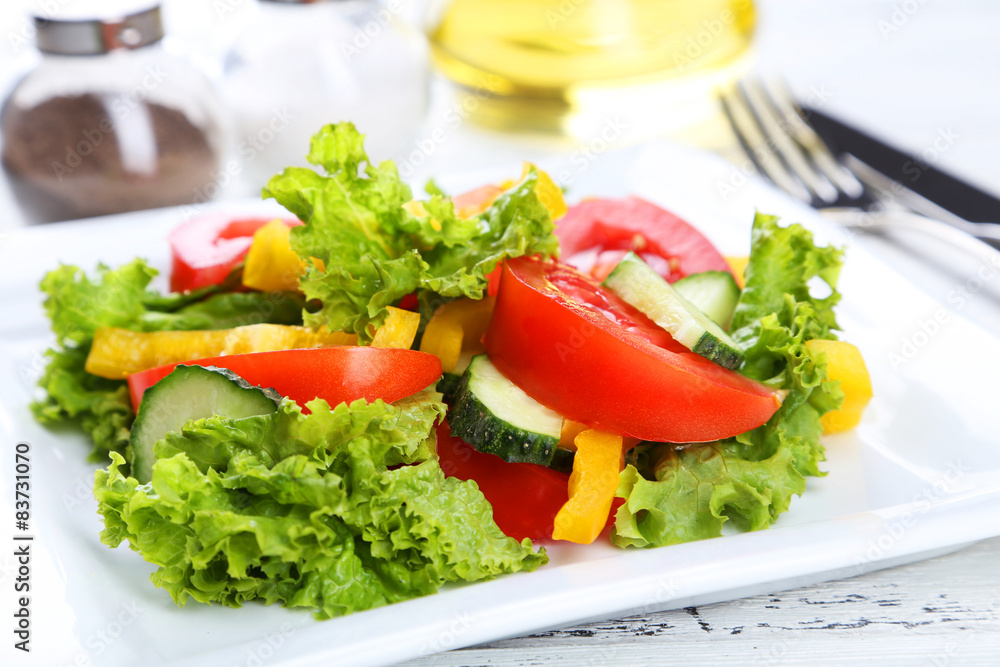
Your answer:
[169,214,300,292]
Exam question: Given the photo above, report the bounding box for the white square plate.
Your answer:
[2,142,999,667]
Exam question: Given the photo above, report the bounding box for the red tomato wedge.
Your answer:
[485,264,503,297]
[169,214,300,292]
[127,347,442,410]
[483,257,781,442]
[436,421,569,542]
[436,423,623,541]
[556,197,732,283]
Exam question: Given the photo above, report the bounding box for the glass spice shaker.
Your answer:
[0,2,227,223]
[222,0,429,189]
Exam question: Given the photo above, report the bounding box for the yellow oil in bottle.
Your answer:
[428,0,756,139]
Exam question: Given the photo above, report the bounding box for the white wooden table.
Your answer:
[401,537,1000,666]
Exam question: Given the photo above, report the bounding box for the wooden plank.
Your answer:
[399,537,1000,665]
[401,637,1000,667]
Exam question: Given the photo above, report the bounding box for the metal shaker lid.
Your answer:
[34,3,164,56]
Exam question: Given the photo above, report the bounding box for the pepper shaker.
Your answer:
[1,2,227,223]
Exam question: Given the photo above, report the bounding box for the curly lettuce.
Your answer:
[263,123,559,342]
[612,213,845,548]
[95,393,546,619]
[33,260,303,460]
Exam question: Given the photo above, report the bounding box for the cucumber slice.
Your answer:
[436,372,463,403]
[449,355,565,466]
[673,270,741,331]
[602,252,745,369]
[129,365,281,484]
[548,447,575,474]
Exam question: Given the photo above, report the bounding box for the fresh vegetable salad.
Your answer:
[32,123,871,619]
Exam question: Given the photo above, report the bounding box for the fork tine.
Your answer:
[719,82,813,204]
[763,79,866,200]
[739,78,840,204]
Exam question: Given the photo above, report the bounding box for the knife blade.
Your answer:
[800,106,1000,224]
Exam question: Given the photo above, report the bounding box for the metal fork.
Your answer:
[719,78,1000,258]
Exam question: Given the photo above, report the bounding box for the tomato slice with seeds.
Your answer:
[484,257,780,443]
[556,196,732,282]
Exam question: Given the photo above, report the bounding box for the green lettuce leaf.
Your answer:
[730,213,843,342]
[95,394,546,619]
[33,260,304,461]
[32,346,134,459]
[612,213,845,548]
[41,260,157,345]
[263,123,559,342]
[138,291,305,332]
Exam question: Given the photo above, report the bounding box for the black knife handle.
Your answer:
[801,106,1000,224]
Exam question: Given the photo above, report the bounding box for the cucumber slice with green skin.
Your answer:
[129,365,281,484]
[602,252,745,370]
[673,270,741,331]
[436,372,463,403]
[449,354,565,466]
[548,447,575,474]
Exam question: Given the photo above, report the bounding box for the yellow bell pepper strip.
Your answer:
[420,316,463,373]
[552,429,623,544]
[85,324,357,379]
[402,199,430,219]
[725,255,749,288]
[558,419,589,451]
[559,420,639,454]
[369,307,421,349]
[419,296,496,372]
[241,219,308,292]
[241,220,328,292]
[529,164,568,221]
[500,164,568,221]
[805,339,873,434]
[411,164,566,225]
[452,296,497,353]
